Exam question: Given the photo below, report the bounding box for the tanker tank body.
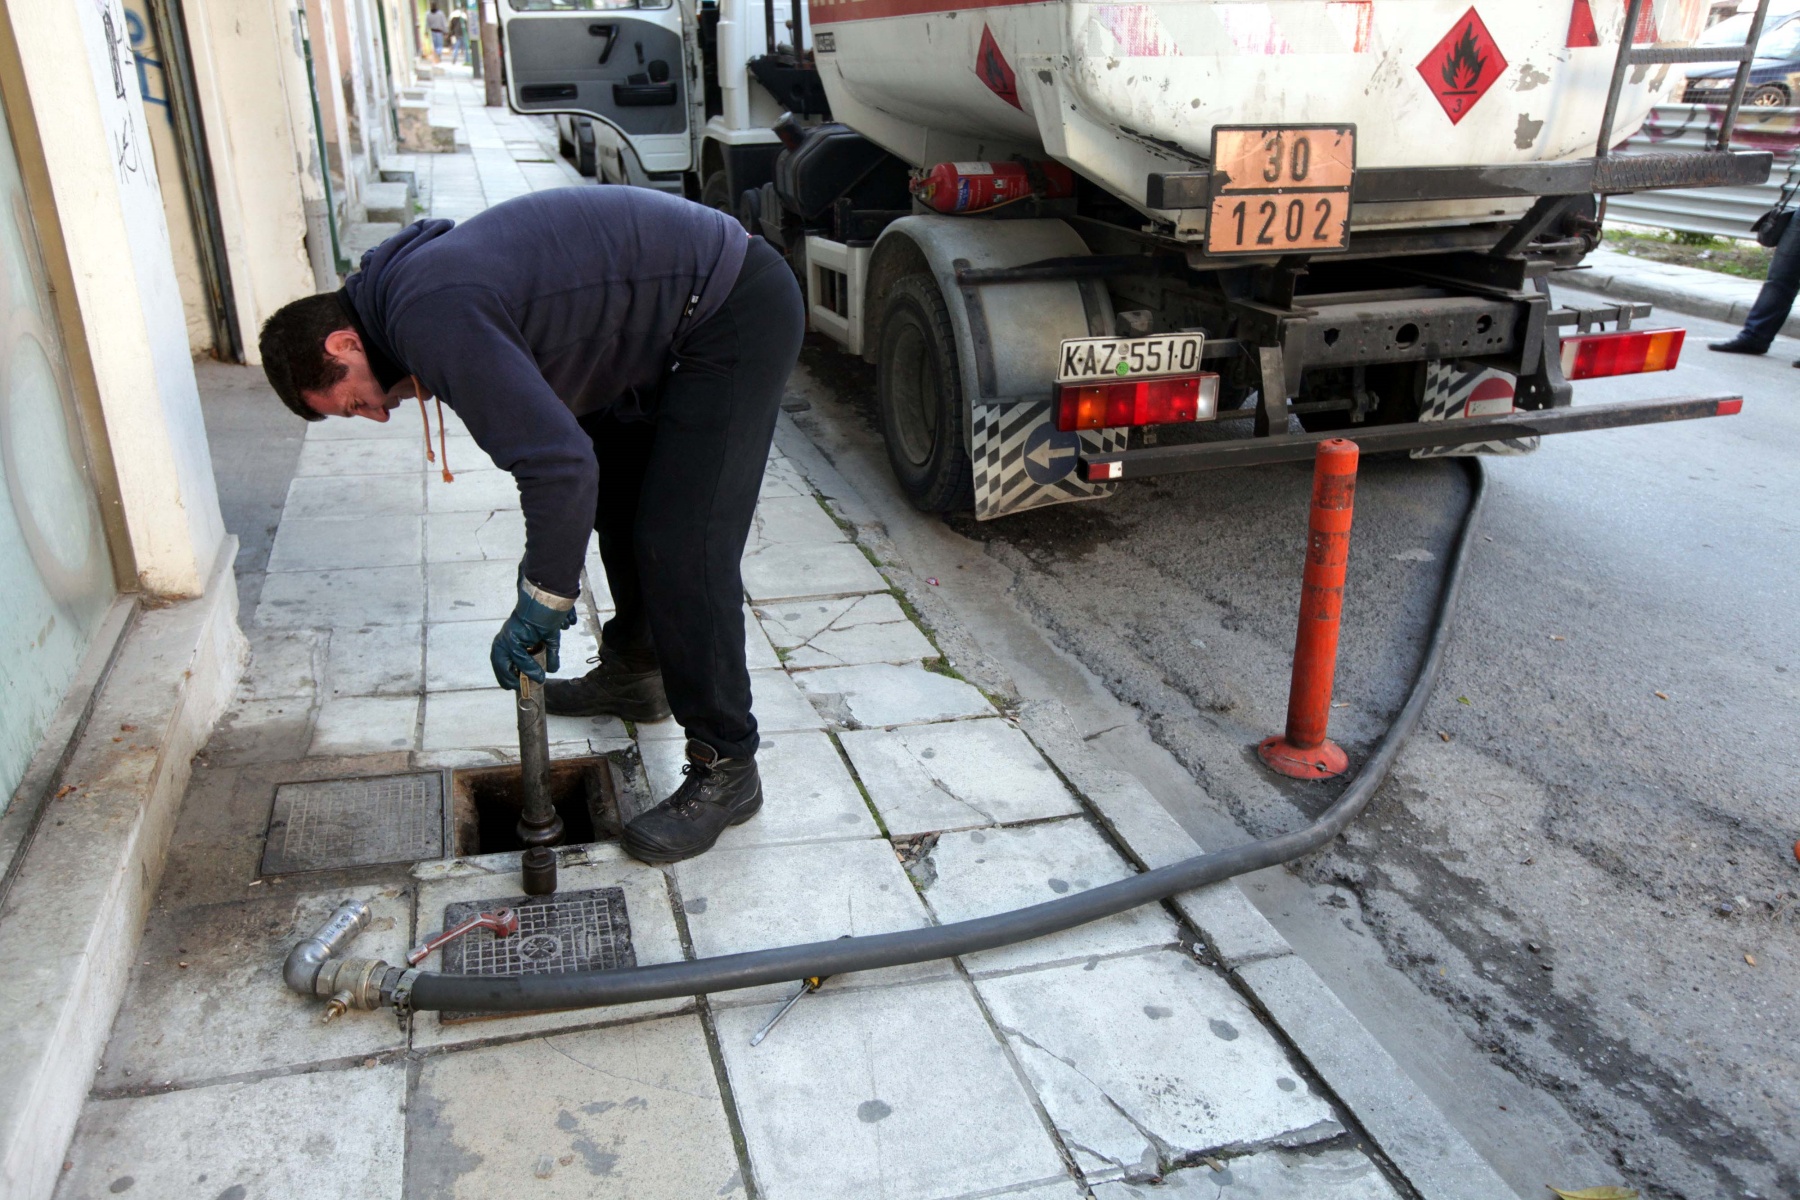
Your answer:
[808,0,1707,238]
[745,0,1768,520]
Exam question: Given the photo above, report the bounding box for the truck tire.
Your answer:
[877,274,974,512]
[701,169,732,212]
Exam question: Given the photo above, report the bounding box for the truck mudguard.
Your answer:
[865,216,1125,519]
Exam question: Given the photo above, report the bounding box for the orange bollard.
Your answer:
[1259,439,1359,780]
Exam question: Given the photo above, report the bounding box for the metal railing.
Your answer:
[1609,103,1800,237]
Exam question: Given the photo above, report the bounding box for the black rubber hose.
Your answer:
[410,459,1487,1013]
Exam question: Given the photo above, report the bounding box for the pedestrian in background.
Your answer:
[426,2,448,61]
[1709,162,1800,367]
[448,8,467,64]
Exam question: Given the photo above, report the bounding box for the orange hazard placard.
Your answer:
[1206,125,1355,256]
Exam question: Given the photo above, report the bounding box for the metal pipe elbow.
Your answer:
[283,899,373,995]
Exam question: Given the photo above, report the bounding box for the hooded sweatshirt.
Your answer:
[340,186,748,599]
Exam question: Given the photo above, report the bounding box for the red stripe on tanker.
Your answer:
[910,160,1075,213]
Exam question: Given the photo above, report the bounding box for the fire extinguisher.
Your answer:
[911,159,1076,214]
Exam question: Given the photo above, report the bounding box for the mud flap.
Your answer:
[1411,361,1540,459]
[971,401,1125,519]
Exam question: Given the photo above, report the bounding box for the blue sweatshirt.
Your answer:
[339,187,749,598]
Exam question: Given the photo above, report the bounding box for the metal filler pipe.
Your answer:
[287,460,1487,1017]
[516,646,562,896]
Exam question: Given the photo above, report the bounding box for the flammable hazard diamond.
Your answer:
[1418,7,1507,125]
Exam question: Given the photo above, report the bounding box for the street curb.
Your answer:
[1563,248,1800,341]
[774,417,1522,1200]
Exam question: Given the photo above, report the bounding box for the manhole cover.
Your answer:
[261,772,444,875]
[437,886,635,1021]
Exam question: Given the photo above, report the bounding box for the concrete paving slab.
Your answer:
[1233,954,1514,1200]
[295,436,425,476]
[421,687,626,754]
[758,592,937,668]
[713,980,1068,1200]
[674,838,946,1005]
[428,558,520,622]
[239,629,324,701]
[254,564,425,628]
[427,467,521,513]
[838,718,1076,836]
[311,695,420,755]
[745,609,782,670]
[424,508,526,562]
[639,730,879,848]
[748,495,846,547]
[304,412,422,439]
[206,697,315,766]
[439,434,499,472]
[922,819,1180,974]
[269,515,423,572]
[407,1017,740,1198]
[411,855,688,1047]
[95,888,411,1088]
[428,619,597,693]
[977,952,1340,1180]
[758,455,809,499]
[57,1064,406,1200]
[283,471,424,518]
[326,622,424,698]
[795,662,994,729]
[635,667,821,739]
[741,541,886,603]
[784,613,936,668]
[1012,702,1292,969]
[581,543,616,611]
[751,667,829,732]
[1091,1147,1402,1199]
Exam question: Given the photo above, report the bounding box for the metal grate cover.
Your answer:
[261,772,444,875]
[437,886,636,1021]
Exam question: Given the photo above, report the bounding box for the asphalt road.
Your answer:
[795,288,1797,1200]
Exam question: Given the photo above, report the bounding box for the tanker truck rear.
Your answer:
[498,0,1773,517]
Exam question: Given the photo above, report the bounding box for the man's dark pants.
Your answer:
[1739,211,1800,350]
[578,238,803,761]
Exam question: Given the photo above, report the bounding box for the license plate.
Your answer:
[1207,124,1355,256]
[1057,334,1206,384]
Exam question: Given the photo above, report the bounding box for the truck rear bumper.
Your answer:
[1079,395,1742,480]
[1146,151,1773,210]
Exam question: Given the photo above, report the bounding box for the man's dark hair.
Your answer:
[259,293,354,422]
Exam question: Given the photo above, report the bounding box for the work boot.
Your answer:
[622,740,762,864]
[544,644,670,722]
[1707,336,1768,355]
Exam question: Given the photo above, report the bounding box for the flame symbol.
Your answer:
[1440,21,1487,92]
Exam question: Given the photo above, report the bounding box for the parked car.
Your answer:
[1684,10,1800,105]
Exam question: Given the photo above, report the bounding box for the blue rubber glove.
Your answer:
[490,571,578,690]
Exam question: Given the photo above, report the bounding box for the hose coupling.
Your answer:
[313,955,395,1012]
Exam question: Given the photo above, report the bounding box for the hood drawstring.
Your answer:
[413,376,454,483]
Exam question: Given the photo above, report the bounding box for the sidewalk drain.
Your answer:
[450,755,628,856]
[437,886,636,1023]
[262,772,444,875]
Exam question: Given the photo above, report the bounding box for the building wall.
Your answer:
[121,0,213,356]
[5,0,225,598]
[182,0,334,346]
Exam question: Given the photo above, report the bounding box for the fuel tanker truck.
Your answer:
[498,0,1773,517]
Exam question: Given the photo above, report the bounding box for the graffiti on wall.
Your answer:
[93,0,151,188]
[123,6,174,126]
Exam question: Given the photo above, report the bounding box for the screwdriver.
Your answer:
[750,935,849,1046]
[750,973,827,1046]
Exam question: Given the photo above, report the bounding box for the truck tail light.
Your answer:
[1559,328,1685,380]
[1056,374,1220,432]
